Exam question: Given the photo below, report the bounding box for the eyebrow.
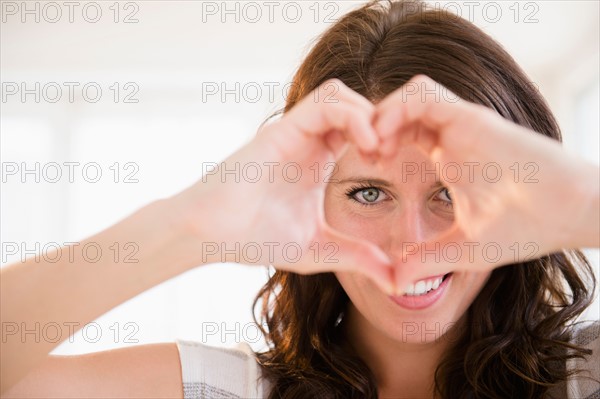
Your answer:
[334,177,394,187]
[334,176,444,190]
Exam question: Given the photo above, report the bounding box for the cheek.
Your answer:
[456,272,490,296]
[324,192,388,244]
[335,271,369,308]
[445,271,492,318]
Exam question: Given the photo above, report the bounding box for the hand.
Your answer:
[373,75,599,291]
[175,79,396,293]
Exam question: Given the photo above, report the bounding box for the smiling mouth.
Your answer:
[402,273,452,296]
[388,273,453,310]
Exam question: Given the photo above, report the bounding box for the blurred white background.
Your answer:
[1,0,598,355]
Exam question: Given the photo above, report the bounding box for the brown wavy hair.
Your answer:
[252,1,597,397]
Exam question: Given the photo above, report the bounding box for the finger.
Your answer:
[377,124,399,158]
[380,122,438,157]
[295,101,379,153]
[324,130,350,159]
[374,75,481,150]
[285,80,380,154]
[392,225,468,295]
[323,79,376,113]
[316,223,395,295]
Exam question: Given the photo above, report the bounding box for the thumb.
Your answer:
[316,224,395,295]
[393,226,468,295]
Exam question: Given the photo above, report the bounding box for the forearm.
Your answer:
[0,197,201,393]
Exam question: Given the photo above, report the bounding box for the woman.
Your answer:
[2,0,599,398]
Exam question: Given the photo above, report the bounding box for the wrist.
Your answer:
[568,162,600,249]
[140,195,209,273]
[583,164,600,247]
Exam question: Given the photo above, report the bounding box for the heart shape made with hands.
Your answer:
[254,73,565,296]
[316,75,552,295]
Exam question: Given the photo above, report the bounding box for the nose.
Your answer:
[385,202,438,263]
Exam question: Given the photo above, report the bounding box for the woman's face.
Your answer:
[325,144,491,345]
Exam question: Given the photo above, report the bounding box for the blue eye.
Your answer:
[359,188,380,202]
[436,187,452,206]
[346,185,387,205]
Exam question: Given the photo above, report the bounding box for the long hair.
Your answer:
[252,1,597,397]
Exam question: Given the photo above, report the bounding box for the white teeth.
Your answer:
[414,281,427,295]
[403,276,445,296]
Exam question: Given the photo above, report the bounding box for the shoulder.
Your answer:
[571,320,600,348]
[562,320,600,399]
[176,339,271,399]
